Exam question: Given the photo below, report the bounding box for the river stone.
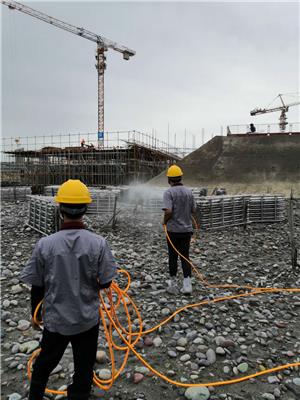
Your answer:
[8,394,22,400]
[268,376,280,384]
[262,394,275,400]
[215,336,225,346]
[3,300,10,308]
[206,349,216,365]
[185,386,210,400]
[168,350,177,358]
[97,369,111,380]
[11,344,20,354]
[293,378,300,386]
[180,354,191,362]
[177,337,188,347]
[133,373,144,383]
[237,362,249,373]
[273,388,281,398]
[19,340,40,354]
[11,284,22,294]
[17,319,30,331]
[135,366,150,375]
[96,350,107,363]
[216,346,225,355]
[143,336,153,346]
[153,336,163,347]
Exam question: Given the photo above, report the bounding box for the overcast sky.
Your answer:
[1,1,299,148]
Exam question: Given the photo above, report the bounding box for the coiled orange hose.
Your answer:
[27,224,300,395]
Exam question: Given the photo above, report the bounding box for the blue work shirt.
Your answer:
[20,226,117,335]
[163,184,196,233]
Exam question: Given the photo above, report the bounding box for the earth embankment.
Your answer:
[149,134,300,196]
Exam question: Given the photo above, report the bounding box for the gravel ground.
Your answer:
[1,201,300,400]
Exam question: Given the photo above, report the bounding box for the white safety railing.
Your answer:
[226,122,300,135]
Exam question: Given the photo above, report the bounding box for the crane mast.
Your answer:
[2,0,136,148]
[250,94,300,133]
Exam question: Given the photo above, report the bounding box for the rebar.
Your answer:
[27,196,60,235]
[1,186,31,202]
[196,195,286,230]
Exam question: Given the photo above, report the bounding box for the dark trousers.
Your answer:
[167,232,192,278]
[29,323,99,400]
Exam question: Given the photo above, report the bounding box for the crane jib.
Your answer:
[2,0,135,57]
[2,0,136,147]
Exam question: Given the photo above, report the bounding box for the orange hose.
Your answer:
[27,224,300,393]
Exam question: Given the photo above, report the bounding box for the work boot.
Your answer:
[181,277,192,295]
[166,276,179,295]
[67,387,90,400]
[28,379,47,400]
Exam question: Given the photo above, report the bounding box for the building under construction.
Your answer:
[1,130,181,187]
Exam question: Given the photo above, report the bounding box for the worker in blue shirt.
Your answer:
[20,179,117,400]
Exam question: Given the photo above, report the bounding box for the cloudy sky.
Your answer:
[1,1,299,149]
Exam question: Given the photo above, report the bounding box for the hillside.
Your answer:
[149,134,300,196]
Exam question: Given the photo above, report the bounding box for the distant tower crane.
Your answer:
[2,0,135,148]
[250,93,300,133]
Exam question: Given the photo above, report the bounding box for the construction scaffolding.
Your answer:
[1,130,182,187]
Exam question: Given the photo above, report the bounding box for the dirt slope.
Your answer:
[149,135,300,196]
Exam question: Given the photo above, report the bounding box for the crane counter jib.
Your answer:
[2,0,136,148]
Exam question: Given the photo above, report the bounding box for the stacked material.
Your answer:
[28,189,121,234]
[248,195,286,223]
[145,197,164,214]
[191,188,208,201]
[119,186,165,215]
[27,196,60,235]
[87,190,119,215]
[196,196,248,230]
[1,186,31,202]
[44,186,60,196]
[44,185,120,216]
[196,195,286,230]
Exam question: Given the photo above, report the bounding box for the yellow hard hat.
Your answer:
[166,165,183,178]
[55,179,92,204]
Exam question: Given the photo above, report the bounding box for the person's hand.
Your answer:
[31,316,42,331]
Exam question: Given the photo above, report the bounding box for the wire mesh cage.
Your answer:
[195,195,286,230]
[27,196,60,235]
[0,186,32,202]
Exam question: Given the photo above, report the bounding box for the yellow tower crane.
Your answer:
[2,0,136,148]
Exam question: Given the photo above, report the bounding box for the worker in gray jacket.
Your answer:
[163,165,196,295]
[20,179,117,400]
